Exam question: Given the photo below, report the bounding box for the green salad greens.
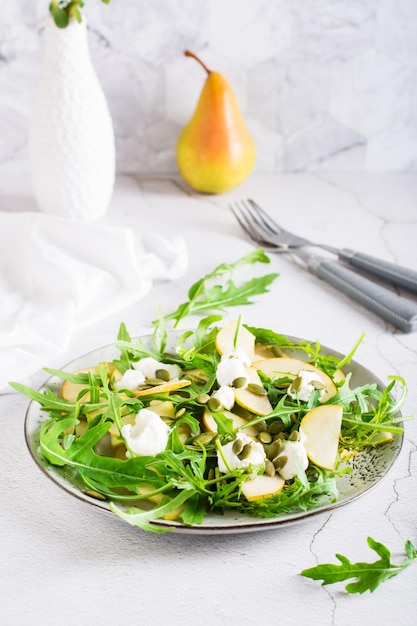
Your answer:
[11,249,407,534]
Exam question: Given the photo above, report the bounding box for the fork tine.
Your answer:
[229,202,266,246]
[236,200,277,242]
[242,200,276,237]
[232,200,280,244]
[247,199,282,235]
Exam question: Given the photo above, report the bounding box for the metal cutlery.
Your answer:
[230,198,417,333]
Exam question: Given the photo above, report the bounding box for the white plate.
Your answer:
[24,333,403,534]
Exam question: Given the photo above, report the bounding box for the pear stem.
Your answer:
[184,50,211,75]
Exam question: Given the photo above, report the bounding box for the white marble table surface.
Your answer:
[1,171,417,626]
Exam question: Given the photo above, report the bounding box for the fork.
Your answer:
[233,199,417,294]
[230,199,417,333]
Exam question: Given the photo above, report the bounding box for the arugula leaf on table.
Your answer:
[301,536,417,594]
[163,248,278,328]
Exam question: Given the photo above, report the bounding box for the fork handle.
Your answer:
[308,259,417,333]
[338,249,417,295]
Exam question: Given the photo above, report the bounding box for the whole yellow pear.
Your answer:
[176,51,256,194]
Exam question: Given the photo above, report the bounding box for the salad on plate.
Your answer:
[12,250,407,533]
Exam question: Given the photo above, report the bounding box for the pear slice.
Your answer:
[183,368,209,385]
[132,379,191,397]
[163,504,186,521]
[253,344,290,360]
[148,400,175,419]
[215,319,256,360]
[253,357,336,402]
[61,366,98,402]
[203,408,257,437]
[135,486,185,520]
[368,431,395,447]
[62,362,118,401]
[109,413,136,447]
[233,367,273,416]
[300,404,343,470]
[241,474,285,501]
[333,368,345,384]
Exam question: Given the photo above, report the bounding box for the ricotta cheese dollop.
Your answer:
[113,368,145,391]
[217,433,266,474]
[211,385,235,410]
[275,429,309,480]
[121,408,170,457]
[288,369,325,402]
[216,349,251,388]
[222,348,252,366]
[132,357,182,381]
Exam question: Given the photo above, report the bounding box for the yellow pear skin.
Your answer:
[176,51,256,194]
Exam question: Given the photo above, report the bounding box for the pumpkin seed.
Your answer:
[155,368,170,382]
[196,393,210,404]
[264,458,276,477]
[145,378,166,386]
[255,419,268,432]
[232,438,244,455]
[271,345,285,357]
[175,407,186,418]
[259,431,272,444]
[312,380,325,390]
[176,390,191,398]
[267,439,282,460]
[247,383,267,396]
[274,432,287,441]
[232,405,252,420]
[268,420,285,434]
[187,373,207,386]
[207,397,221,412]
[82,489,106,501]
[273,378,291,389]
[273,455,288,470]
[289,375,302,394]
[288,430,299,442]
[232,376,247,389]
[193,432,214,446]
[238,442,253,460]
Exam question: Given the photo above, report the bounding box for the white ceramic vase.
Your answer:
[29,15,115,222]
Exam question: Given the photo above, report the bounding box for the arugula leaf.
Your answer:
[211,410,236,438]
[163,249,278,328]
[110,489,195,534]
[246,325,297,349]
[40,418,80,465]
[301,537,417,594]
[113,322,134,373]
[179,493,207,526]
[9,382,79,414]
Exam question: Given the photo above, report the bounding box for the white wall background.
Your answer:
[1,0,417,175]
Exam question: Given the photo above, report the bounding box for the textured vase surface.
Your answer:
[29,16,115,221]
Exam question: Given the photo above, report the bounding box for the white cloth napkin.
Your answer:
[1,212,188,391]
